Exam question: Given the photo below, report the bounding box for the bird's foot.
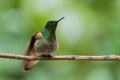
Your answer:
[40,55,52,58]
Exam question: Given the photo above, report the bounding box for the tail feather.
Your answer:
[23,60,39,72]
[23,52,39,72]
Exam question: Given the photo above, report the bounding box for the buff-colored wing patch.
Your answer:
[35,32,42,39]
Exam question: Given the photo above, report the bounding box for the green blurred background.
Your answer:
[0,0,120,80]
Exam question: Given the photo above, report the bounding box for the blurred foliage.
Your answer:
[0,0,120,80]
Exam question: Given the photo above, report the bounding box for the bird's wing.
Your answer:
[23,31,42,71]
[25,31,42,56]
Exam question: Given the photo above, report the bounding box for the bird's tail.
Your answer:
[23,53,39,72]
[23,54,39,72]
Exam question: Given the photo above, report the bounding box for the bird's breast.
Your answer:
[34,38,57,55]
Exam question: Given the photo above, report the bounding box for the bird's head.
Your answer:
[45,17,64,31]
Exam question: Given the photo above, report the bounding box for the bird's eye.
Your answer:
[48,22,51,25]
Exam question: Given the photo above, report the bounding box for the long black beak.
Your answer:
[57,17,64,22]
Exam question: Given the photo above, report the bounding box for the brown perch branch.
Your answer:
[0,53,120,61]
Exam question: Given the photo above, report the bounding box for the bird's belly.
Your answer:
[34,40,57,55]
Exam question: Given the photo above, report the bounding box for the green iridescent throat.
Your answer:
[43,30,51,39]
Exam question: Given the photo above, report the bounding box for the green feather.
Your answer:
[43,30,51,39]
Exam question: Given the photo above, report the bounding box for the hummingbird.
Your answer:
[23,17,64,71]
